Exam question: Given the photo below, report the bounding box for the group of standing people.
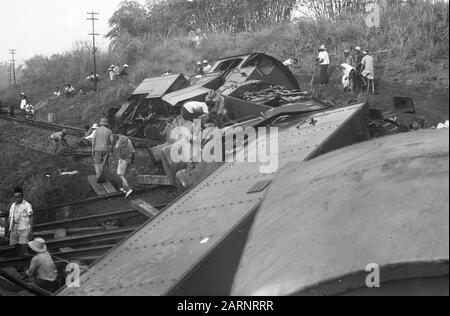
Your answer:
[108,64,129,81]
[89,118,135,198]
[340,46,376,94]
[195,60,212,77]
[315,45,376,94]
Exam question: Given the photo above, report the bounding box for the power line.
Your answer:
[9,49,16,85]
[87,12,100,92]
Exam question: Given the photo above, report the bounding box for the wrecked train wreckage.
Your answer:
[110,53,303,142]
[110,53,331,190]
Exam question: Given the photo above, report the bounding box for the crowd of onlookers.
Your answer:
[284,45,376,94]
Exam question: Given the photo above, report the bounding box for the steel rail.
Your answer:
[0,114,162,148]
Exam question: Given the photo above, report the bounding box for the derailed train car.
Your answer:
[111,53,301,141]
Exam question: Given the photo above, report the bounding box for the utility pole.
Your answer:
[9,49,16,85]
[87,12,100,91]
[8,63,12,86]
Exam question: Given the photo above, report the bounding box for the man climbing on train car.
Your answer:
[205,90,235,128]
[181,100,210,123]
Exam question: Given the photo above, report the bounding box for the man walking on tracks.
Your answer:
[8,187,33,255]
[116,130,136,199]
[92,118,114,183]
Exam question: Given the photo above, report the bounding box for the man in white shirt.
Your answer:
[317,45,330,85]
[181,101,210,122]
[283,58,299,67]
[8,187,33,254]
[109,65,116,81]
[340,63,357,93]
[19,93,27,111]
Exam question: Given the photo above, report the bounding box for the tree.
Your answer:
[107,0,299,45]
[107,1,150,39]
[298,0,371,20]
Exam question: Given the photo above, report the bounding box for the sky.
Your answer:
[0,0,137,64]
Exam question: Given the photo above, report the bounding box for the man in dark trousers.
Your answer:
[92,118,114,183]
[354,46,364,91]
[316,45,330,85]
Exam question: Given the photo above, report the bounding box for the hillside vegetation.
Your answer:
[0,0,448,125]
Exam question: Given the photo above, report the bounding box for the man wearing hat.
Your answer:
[115,130,136,198]
[316,45,330,85]
[119,64,129,77]
[84,123,98,140]
[19,92,28,111]
[8,187,33,255]
[109,65,116,81]
[26,238,58,292]
[92,118,114,183]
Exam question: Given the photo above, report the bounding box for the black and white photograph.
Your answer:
[0,0,448,299]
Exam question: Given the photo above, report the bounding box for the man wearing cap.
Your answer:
[115,130,136,198]
[50,129,69,154]
[203,60,212,73]
[316,45,330,85]
[26,238,58,292]
[8,187,33,255]
[84,123,98,141]
[92,119,115,183]
[361,49,375,94]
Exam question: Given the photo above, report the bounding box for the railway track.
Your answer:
[0,113,162,148]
